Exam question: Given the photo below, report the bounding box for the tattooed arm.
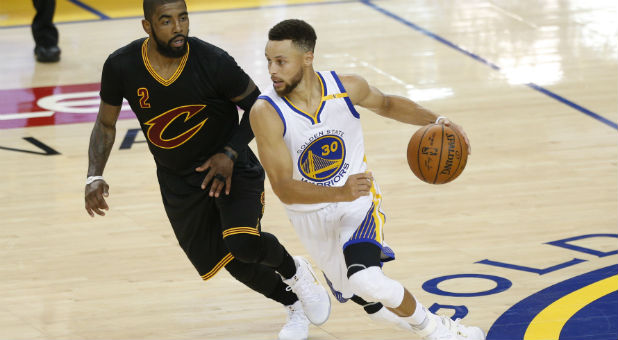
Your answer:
[84,101,121,217]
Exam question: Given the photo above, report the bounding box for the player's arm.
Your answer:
[216,52,261,159]
[195,53,259,197]
[85,101,121,217]
[342,74,438,125]
[250,100,372,204]
[195,79,260,197]
[228,78,259,155]
[85,55,124,217]
[341,74,470,153]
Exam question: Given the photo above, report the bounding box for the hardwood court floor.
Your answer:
[0,0,616,339]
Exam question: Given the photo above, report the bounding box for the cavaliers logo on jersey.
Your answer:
[144,104,207,149]
[298,135,346,182]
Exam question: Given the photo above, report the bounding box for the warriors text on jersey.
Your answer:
[99,37,251,174]
[258,71,368,212]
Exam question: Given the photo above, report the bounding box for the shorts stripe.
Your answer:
[222,218,261,238]
[348,182,385,245]
[201,253,234,281]
[222,226,260,238]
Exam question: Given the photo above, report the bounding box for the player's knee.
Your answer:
[224,233,262,263]
[348,266,404,308]
[225,259,254,283]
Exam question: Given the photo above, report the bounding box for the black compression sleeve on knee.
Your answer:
[223,233,262,263]
[225,259,297,306]
[259,232,296,278]
[351,295,384,314]
[344,242,382,278]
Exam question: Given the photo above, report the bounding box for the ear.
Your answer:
[142,19,152,35]
[303,51,314,67]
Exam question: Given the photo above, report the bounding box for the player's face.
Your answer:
[149,1,189,58]
[265,40,306,96]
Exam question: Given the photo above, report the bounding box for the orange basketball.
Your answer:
[407,123,468,184]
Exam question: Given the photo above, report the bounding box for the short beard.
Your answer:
[151,27,188,58]
[275,67,303,96]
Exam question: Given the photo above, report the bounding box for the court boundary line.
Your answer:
[3,0,616,131]
[360,0,618,131]
[0,0,358,29]
[67,0,110,20]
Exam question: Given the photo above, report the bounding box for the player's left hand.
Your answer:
[436,117,471,155]
[196,152,234,197]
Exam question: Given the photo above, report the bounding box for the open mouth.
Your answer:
[171,36,185,47]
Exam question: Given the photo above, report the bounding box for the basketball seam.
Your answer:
[416,126,430,183]
[432,124,445,184]
[444,126,464,183]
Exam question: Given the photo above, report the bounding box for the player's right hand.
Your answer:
[340,172,373,201]
[436,117,471,155]
[85,180,110,217]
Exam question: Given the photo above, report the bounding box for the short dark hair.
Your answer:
[143,0,184,22]
[268,19,317,52]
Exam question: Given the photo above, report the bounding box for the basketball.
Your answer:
[407,123,468,184]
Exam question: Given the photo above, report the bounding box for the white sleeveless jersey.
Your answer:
[258,71,367,212]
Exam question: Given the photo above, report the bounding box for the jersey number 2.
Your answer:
[138,88,151,108]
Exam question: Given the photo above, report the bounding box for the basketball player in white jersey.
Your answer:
[250,19,483,340]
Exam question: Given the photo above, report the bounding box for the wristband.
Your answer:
[86,176,104,185]
[222,148,237,163]
[435,116,447,124]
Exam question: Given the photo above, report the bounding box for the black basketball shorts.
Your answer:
[156,162,265,281]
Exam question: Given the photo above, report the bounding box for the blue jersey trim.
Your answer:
[258,95,286,136]
[281,72,327,125]
[343,238,383,250]
[331,71,361,119]
[316,72,329,123]
[317,71,329,96]
[282,97,316,125]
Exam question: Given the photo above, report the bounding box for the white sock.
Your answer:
[402,297,427,326]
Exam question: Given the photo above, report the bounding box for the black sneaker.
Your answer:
[34,45,61,63]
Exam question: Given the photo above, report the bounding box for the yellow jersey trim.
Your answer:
[322,93,348,101]
[282,72,326,124]
[141,38,189,87]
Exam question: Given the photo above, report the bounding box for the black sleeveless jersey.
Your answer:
[100,37,252,174]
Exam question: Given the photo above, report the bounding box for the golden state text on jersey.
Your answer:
[258,70,367,212]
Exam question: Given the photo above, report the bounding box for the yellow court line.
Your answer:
[523,275,618,340]
[1,0,339,27]
[0,0,99,27]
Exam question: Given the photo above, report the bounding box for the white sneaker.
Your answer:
[278,301,310,340]
[411,310,485,340]
[283,256,331,325]
[439,315,485,340]
[367,306,412,331]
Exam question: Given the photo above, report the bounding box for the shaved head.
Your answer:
[143,0,185,22]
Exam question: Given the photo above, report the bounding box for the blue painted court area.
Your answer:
[560,290,618,340]
[487,265,618,340]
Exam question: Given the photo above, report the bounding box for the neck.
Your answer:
[147,38,181,66]
[287,67,320,103]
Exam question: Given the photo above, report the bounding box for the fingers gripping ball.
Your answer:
[407,124,468,184]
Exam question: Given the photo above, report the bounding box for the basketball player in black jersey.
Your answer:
[83,1,329,339]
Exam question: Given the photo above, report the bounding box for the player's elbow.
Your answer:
[377,94,393,116]
[270,180,294,204]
